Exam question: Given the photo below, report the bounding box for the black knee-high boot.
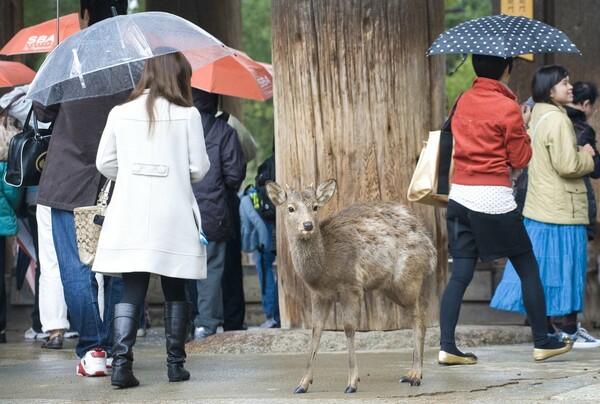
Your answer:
[164,301,191,382]
[111,303,140,388]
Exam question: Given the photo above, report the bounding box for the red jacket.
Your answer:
[451,77,531,187]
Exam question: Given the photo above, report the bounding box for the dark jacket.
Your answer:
[192,112,246,242]
[566,105,600,239]
[34,92,129,211]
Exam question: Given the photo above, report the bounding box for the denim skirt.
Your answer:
[490,218,587,316]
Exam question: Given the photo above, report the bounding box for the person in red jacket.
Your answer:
[438,54,572,366]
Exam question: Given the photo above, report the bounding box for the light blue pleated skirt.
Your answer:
[490,218,587,316]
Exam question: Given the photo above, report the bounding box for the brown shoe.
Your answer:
[438,350,478,366]
[533,341,573,361]
[41,334,63,349]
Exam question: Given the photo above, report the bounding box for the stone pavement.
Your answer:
[1,324,600,403]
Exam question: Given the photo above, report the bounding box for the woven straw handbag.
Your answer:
[73,180,112,266]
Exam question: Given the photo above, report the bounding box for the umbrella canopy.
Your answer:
[27,11,235,106]
[0,13,80,55]
[426,14,580,57]
[0,61,36,88]
[191,49,273,101]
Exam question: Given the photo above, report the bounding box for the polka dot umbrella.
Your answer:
[426,14,580,57]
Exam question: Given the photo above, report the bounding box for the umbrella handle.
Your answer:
[56,0,60,44]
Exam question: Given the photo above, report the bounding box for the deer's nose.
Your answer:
[303,222,314,231]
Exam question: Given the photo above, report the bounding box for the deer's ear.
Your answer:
[266,180,287,206]
[315,179,336,205]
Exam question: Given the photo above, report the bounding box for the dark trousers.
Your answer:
[221,191,245,330]
[120,272,186,307]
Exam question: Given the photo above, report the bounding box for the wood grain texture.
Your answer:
[272,0,446,330]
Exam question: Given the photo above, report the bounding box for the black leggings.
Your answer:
[120,272,187,307]
[440,251,547,349]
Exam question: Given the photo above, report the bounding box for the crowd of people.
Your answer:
[439,54,599,366]
[0,0,280,389]
[0,0,599,392]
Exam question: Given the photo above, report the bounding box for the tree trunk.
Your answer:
[272,0,446,330]
[0,0,24,59]
[145,0,243,118]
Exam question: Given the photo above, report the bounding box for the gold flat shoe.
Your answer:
[533,341,573,361]
[438,350,478,366]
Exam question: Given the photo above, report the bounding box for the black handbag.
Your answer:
[3,106,52,187]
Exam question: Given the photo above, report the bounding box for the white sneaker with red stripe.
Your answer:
[76,348,108,377]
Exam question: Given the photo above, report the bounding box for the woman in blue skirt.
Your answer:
[491,65,599,348]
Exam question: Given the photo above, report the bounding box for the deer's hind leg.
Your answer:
[399,292,426,386]
[294,293,333,394]
[340,291,362,393]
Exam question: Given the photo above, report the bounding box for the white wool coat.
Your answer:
[92,93,210,279]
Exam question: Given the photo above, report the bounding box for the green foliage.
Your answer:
[444,0,492,110]
[241,0,273,184]
[21,0,80,71]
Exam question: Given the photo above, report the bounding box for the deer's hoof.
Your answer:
[344,386,357,393]
[294,386,307,394]
[400,376,421,386]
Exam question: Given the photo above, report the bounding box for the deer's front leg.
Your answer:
[294,294,333,394]
[400,301,426,386]
[340,293,361,393]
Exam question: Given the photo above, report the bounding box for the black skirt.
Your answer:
[446,199,532,262]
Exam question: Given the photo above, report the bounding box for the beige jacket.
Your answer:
[523,102,594,224]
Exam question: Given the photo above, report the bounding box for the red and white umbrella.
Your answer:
[0,61,36,88]
[191,49,273,101]
[0,13,80,55]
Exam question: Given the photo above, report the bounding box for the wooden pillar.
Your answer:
[272,0,446,330]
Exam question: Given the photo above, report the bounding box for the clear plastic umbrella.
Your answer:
[27,12,235,105]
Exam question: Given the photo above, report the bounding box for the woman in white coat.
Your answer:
[93,51,210,388]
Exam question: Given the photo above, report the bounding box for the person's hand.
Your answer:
[582,143,596,157]
[521,104,532,127]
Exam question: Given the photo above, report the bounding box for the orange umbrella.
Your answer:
[191,49,273,101]
[0,61,36,87]
[0,13,80,55]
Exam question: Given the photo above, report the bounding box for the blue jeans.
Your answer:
[256,223,279,323]
[51,209,123,358]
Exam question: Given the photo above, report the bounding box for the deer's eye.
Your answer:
[288,206,295,213]
[313,205,318,211]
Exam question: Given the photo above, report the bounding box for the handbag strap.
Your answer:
[31,107,54,137]
[97,180,113,207]
[530,111,557,142]
[0,93,25,116]
[1,93,26,128]
[437,94,463,195]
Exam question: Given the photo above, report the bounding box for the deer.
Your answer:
[266,179,437,394]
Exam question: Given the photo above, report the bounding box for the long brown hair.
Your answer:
[129,51,193,132]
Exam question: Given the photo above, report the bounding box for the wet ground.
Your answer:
[1,324,599,403]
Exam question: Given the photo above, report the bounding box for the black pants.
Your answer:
[221,191,245,330]
[120,273,186,307]
[441,200,548,349]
